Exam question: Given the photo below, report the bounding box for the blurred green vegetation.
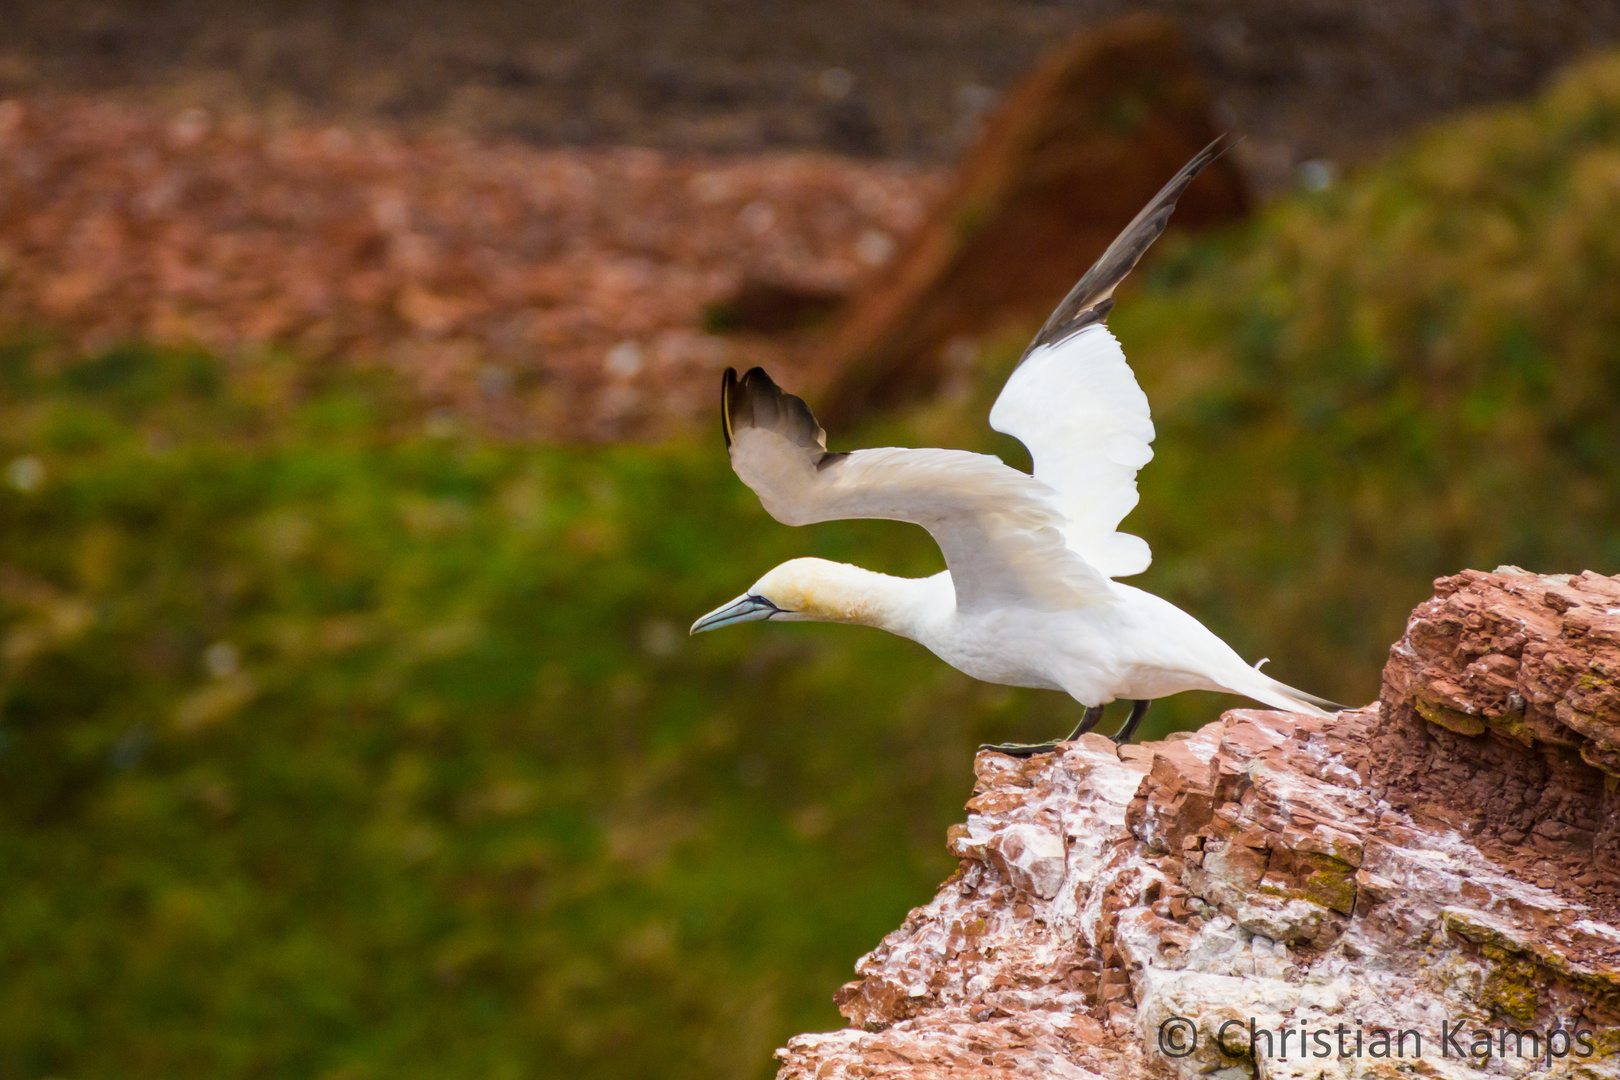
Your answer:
[2,49,1620,1080]
[0,341,1059,1079]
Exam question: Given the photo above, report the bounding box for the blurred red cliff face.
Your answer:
[0,19,1243,444]
[0,20,1239,446]
[4,0,1618,176]
[3,1,1617,443]
[0,96,942,441]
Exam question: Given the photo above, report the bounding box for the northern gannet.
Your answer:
[691,138,1339,754]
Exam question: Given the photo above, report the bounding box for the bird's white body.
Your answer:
[772,561,1316,714]
[693,140,1336,730]
[915,581,1233,702]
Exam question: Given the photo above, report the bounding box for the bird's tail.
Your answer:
[1225,667,1347,719]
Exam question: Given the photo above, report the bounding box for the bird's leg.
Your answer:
[1071,704,1106,737]
[980,705,1105,758]
[1111,699,1151,745]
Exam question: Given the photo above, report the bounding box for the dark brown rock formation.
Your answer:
[811,15,1248,427]
[776,569,1620,1080]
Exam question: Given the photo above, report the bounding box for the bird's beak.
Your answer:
[690,593,782,634]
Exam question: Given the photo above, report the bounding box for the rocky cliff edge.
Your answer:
[776,568,1620,1080]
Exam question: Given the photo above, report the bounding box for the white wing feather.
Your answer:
[729,428,1114,612]
[988,324,1155,578]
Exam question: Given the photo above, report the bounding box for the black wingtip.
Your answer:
[722,366,830,455]
[721,367,739,448]
[1022,133,1240,357]
[1189,133,1239,173]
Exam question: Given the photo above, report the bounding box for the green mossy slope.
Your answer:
[0,345,1033,1079]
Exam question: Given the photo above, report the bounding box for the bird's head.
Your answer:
[690,558,882,634]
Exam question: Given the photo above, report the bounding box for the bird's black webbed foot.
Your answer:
[980,705,1105,757]
[1111,699,1151,745]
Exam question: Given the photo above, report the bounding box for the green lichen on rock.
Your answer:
[1479,947,1542,1024]
[1414,696,1486,737]
[1573,671,1614,691]
[1482,709,1537,748]
[1295,852,1358,916]
[1558,1029,1620,1080]
[1252,850,1357,922]
[1442,909,1620,1025]
[1579,738,1620,777]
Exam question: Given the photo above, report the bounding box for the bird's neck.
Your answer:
[789,562,950,641]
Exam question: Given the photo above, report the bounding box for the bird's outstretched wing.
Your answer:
[1022,136,1233,351]
[722,367,1113,612]
[989,323,1155,576]
[990,137,1233,578]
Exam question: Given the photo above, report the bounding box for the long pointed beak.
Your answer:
[690,593,782,635]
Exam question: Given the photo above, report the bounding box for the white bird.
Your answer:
[690,138,1340,754]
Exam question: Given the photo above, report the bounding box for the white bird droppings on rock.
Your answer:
[777,571,1620,1080]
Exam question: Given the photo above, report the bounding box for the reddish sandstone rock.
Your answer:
[1378,568,1620,874]
[776,571,1620,1080]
